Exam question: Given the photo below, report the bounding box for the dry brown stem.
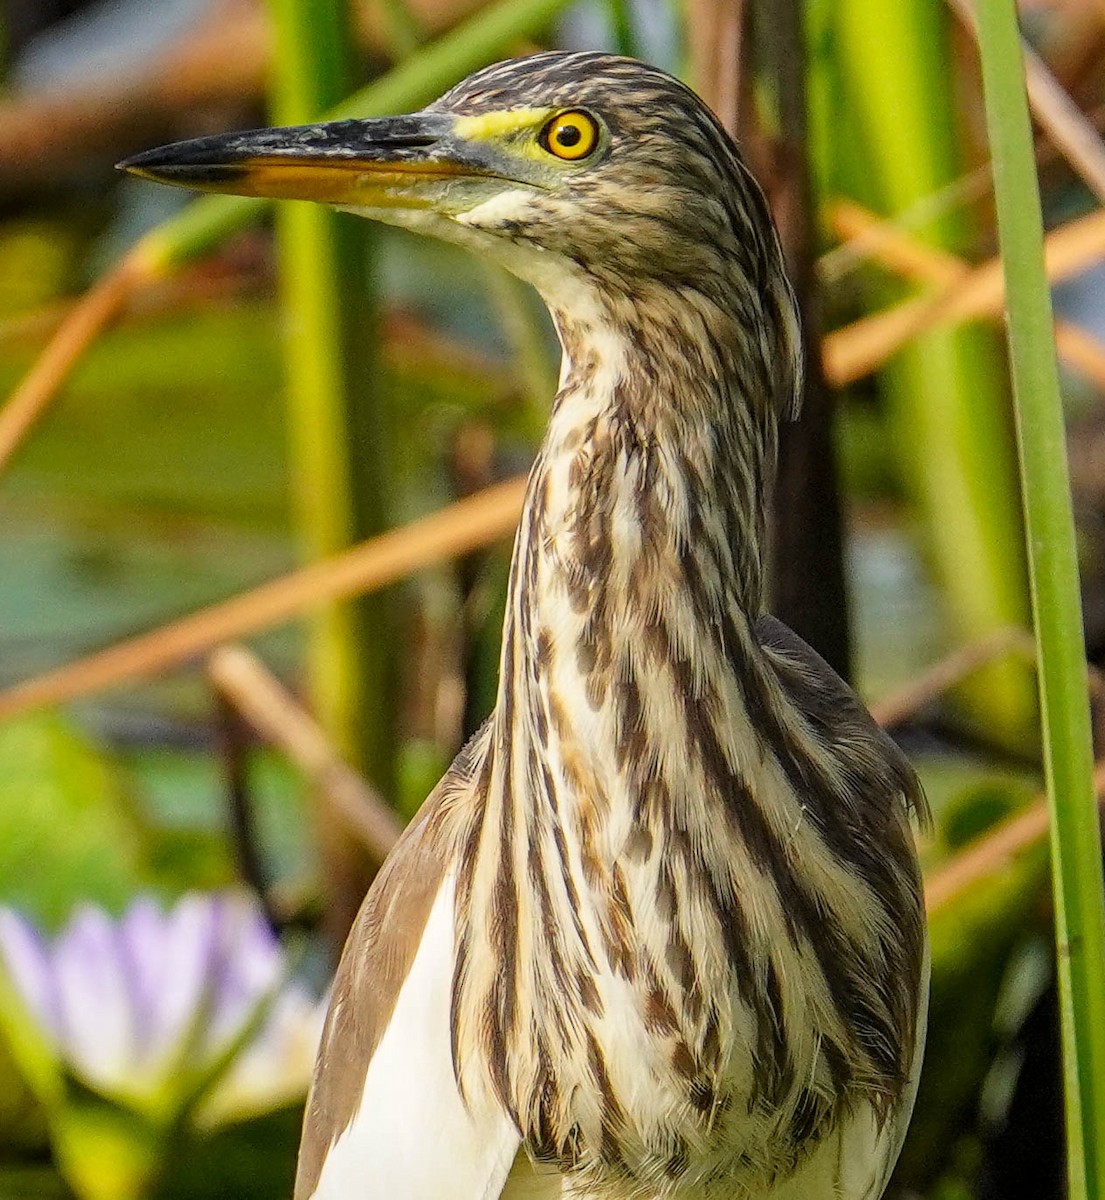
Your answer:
[0,281,510,491]
[0,289,511,384]
[871,627,1036,730]
[686,0,745,136]
[925,760,1105,913]
[829,200,1105,392]
[0,262,256,353]
[1054,322,1105,388]
[946,0,1105,205]
[209,645,402,864]
[829,200,969,288]
[823,207,1105,385]
[0,253,150,477]
[0,476,527,720]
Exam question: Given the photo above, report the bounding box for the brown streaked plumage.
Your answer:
[122,51,929,1200]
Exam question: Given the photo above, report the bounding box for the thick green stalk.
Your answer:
[606,0,638,58]
[975,2,1105,1194]
[269,0,395,942]
[825,0,1034,744]
[139,0,578,273]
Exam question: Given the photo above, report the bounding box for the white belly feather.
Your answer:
[308,875,519,1199]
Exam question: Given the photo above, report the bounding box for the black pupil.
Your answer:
[556,123,583,148]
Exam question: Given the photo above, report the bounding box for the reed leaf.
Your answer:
[974,1,1105,1194]
[606,0,638,58]
[376,0,426,58]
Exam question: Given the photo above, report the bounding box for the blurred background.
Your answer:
[0,0,1101,1195]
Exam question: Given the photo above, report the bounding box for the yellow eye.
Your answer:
[540,110,599,161]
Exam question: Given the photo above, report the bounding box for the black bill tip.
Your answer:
[114,114,470,203]
[118,156,251,187]
[116,133,260,181]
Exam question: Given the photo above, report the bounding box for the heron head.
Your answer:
[121,53,789,310]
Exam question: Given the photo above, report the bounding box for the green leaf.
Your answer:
[0,715,149,928]
[898,842,1049,1189]
[974,1,1105,1195]
[51,1088,163,1200]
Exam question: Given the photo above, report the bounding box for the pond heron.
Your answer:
[122,51,928,1200]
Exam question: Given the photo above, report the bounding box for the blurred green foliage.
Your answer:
[0,716,149,928]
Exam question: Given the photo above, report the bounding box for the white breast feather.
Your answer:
[308,875,520,1199]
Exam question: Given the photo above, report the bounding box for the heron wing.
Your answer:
[769,938,929,1200]
[754,613,929,1199]
[753,613,927,822]
[296,734,520,1200]
[767,1091,916,1200]
[754,613,887,737]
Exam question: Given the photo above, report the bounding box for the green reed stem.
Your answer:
[829,0,1034,746]
[975,2,1105,1195]
[268,0,396,937]
[606,0,638,58]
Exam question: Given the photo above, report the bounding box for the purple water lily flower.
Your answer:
[0,893,325,1123]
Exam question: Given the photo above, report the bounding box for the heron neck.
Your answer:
[490,284,779,776]
[458,281,923,1157]
[533,285,776,618]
